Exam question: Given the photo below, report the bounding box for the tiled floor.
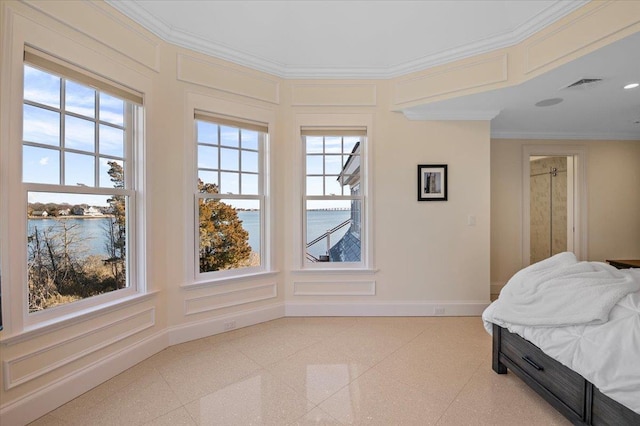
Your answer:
[30,317,570,425]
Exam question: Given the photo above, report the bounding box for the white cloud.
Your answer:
[39,157,49,166]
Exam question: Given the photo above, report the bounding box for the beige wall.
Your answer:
[1,0,638,423]
[491,139,640,290]
[586,141,640,261]
[373,117,490,302]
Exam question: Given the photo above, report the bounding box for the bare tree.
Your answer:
[27,222,85,311]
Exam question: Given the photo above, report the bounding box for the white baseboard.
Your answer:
[167,302,285,346]
[285,300,490,317]
[0,330,167,426]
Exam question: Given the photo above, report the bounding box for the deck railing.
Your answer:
[306,218,351,262]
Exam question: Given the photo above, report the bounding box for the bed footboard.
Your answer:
[492,323,640,426]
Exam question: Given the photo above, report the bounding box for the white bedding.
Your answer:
[483,255,640,415]
[490,252,640,327]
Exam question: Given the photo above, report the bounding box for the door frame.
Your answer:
[522,145,587,267]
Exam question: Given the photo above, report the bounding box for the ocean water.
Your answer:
[238,210,350,258]
[28,210,350,259]
[28,217,113,257]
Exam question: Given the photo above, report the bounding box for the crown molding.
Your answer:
[404,109,501,121]
[387,1,587,78]
[105,0,286,77]
[105,0,586,79]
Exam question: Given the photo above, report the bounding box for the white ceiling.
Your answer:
[107,0,640,140]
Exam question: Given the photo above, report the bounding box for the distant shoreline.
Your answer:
[28,215,114,219]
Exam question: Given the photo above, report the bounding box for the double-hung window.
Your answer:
[22,48,142,314]
[302,129,366,266]
[195,113,267,278]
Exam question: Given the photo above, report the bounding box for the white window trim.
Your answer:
[0,35,150,337]
[184,92,275,288]
[20,64,143,327]
[293,114,375,272]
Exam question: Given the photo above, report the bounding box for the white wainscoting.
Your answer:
[3,307,156,390]
[168,302,285,346]
[184,282,278,316]
[293,281,376,296]
[0,329,167,426]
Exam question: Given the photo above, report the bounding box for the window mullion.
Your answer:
[322,136,326,195]
[124,103,134,190]
[217,125,221,190]
[95,91,100,188]
[340,137,344,196]
[59,78,66,186]
[238,128,242,194]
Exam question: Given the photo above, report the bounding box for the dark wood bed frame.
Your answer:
[492,323,640,425]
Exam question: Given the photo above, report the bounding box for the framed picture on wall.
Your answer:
[418,164,448,201]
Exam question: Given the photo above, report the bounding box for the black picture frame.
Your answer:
[418,164,448,201]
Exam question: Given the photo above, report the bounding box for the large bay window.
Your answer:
[21,48,142,316]
[194,113,268,279]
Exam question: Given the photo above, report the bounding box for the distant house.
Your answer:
[85,206,102,216]
[31,210,48,217]
[71,206,85,216]
[58,209,70,216]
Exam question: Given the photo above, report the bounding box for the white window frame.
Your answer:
[20,52,143,326]
[0,41,148,337]
[295,114,374,272]
[185,94,274,287]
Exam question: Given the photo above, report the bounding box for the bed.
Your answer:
[482,253,640,425]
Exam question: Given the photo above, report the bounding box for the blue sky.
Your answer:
[23,65,125,206]
[197,121,262,210]
[305,136,358,196]
[24,66,360,210]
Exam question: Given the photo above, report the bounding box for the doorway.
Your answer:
[521,145,586,267]
[529,156,574,264]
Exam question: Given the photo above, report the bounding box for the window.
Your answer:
[195,113,267,278]
[303,129,366,266]
[22,49,142,314]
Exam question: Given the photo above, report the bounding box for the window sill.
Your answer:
[182,270,280,290]
[0,291,159,346]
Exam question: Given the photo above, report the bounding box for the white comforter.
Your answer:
[483,254,640,414]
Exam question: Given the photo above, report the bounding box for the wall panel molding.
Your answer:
[291,83,377,106]
[523,1,640,74]
[177,53,280,104]
[393,53,508,106]
[293,281,376,296]
[169,302,284,346]
[184,282,277,316]
[3,308,155,390]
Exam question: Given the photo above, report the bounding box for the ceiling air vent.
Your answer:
[564,78,603,89]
